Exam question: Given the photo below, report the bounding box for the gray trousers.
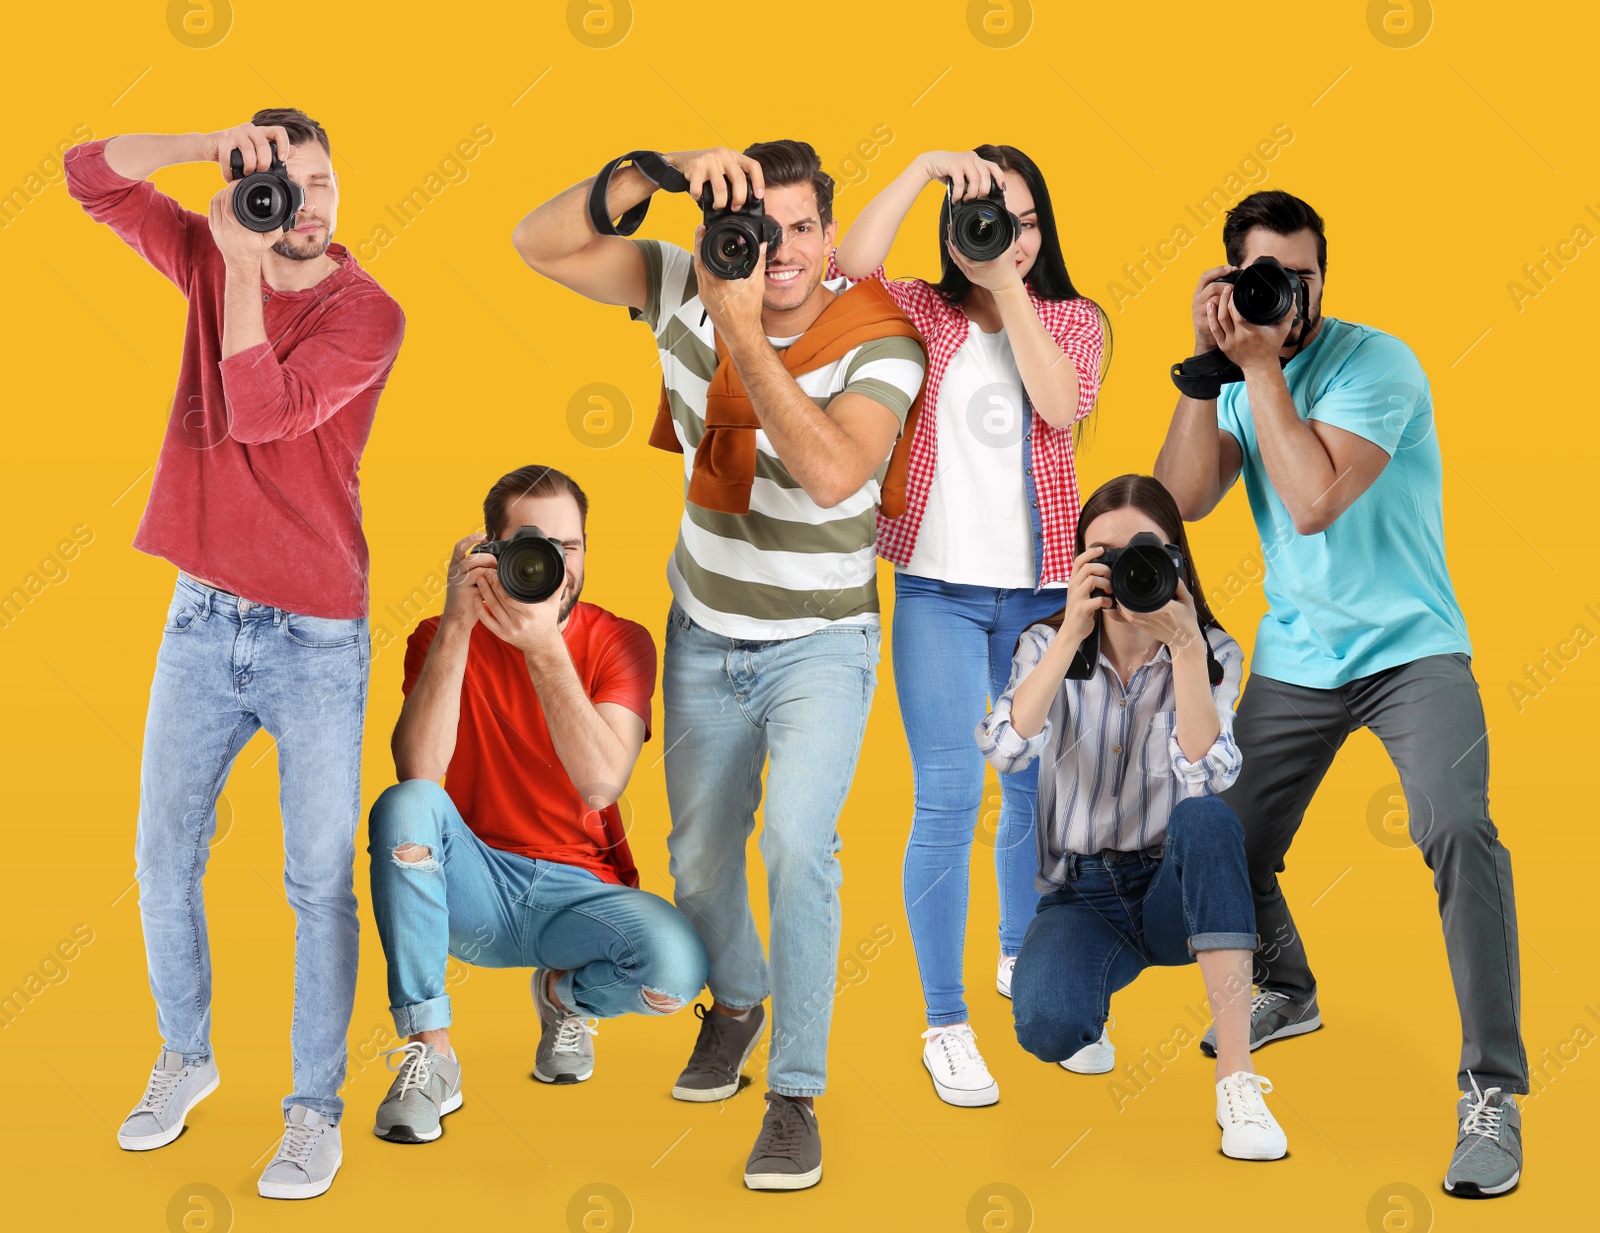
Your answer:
[1221,652,1528,1092]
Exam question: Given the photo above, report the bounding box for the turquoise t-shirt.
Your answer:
[1216,318,1471,689]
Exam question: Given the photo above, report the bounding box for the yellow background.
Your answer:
[2,2,1595,1230]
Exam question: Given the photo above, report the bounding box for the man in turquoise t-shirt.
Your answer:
[1155,191,1527,1199]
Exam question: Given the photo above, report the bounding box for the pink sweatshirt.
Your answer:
[65,139,405,618]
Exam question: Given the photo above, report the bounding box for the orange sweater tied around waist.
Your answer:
[648,276,926,518]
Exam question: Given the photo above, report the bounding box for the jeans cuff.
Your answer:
[391,994,451,1036]
[926,1010,971,1029]
[768,1083,824,1098]
[1189,931,1258,953]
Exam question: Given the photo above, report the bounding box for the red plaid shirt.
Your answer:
[829,260,1105,585]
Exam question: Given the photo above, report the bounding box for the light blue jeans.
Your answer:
[893,572,1066,1026]
[662,601,880,1098]
[135,573,368,1121]
[367,779,709,1033]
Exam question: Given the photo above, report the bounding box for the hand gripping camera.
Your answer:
[1170,256,1311,398]
[228,140,304,234]
[699,182,782,281]
[473,526,567,604]
[946,178,1021,262]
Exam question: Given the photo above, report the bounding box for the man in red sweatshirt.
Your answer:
[65,108,405,1201]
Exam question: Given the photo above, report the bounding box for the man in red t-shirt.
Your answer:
[366,465,709,1146]
[66,110,405,1201]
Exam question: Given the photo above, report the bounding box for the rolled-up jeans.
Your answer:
[661,601,880,1098]
[135,573,367,1121]
[1011,795,1257,1063]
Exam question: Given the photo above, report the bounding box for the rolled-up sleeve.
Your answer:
[1169,629,1245,796]
[977,624,1055,774]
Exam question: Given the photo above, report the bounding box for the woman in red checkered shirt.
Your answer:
[834,146,1109,1109]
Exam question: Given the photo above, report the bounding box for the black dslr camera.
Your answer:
[946,178,1020,262]
[1209,255,1309,327]
[1098,532,1185,612]
[229,140,304,234]
[473,526,567,604]
[699,183,782,280]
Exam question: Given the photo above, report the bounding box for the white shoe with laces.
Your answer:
[258,1105,342,1199]
[996,954,1016,998]
[921,1024,1000,1107]
[1215,1071,1288,1160]
[1060,1017,1117,1074]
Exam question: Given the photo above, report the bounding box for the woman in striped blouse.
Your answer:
[833,146,1107,1110]
[978,474,1288,1161]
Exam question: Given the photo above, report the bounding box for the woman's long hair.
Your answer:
[1031,474,1222,643]
[933,143,1111,448]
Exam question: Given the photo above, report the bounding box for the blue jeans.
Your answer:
[892,572,1066,1026]
[367,780,709,1033]
[135,573,368,1121]
[662,602,880,1098]
[1011,796,1257,1062]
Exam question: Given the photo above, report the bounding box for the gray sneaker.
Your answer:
[374,1041,463,1143]
[672,1001,767,1102]
[1445,1074,1522,1198]
[533,970,597,1084]
[258,1105,342,1200]
[117,1050,220,1151]
[744,1092,822,1190]
[1199,988,1321,1057]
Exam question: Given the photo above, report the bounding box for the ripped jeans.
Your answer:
[368,780,708,1035]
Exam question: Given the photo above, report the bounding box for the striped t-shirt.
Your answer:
[631,239,928,640]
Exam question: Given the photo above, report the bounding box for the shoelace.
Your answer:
[757,1097,811,1152]
[139,1065,184,1111]
[552,1014,599,1052]
[923,1025,988,1078]
[686,1003,734,1070]
[381,1041,434,1098]
[1460,1071,1506,1144]
[1221,1072,1276,1129]
[275,1119,324,1166]
[1250,990,1288,1018]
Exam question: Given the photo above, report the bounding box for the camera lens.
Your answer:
[951,198,1017,263]
[245,184,279,220]
[1232,263,1297,325]
[1110,540,1179,613]
[703,216,761,280]
[498,536,564,604]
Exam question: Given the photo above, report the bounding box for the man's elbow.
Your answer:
[1290,505,1335,536]
[511,216,558,272]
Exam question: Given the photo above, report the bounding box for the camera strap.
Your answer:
[588,150,690,237]
[1064,614,1224,687]
[1169,346,1243,400]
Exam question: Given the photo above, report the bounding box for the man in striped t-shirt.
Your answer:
[514,141,926,1191]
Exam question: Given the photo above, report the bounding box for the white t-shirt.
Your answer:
[902,325,1058,589]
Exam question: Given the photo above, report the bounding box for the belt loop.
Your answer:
[1066,852,1079,881]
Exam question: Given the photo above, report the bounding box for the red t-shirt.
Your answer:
[64,139,406,618]
[402,603,656,887]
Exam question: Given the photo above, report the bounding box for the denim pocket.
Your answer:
[284,613,362,649]
[163,596,203,634]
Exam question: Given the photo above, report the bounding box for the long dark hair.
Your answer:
[1031,474,1222,644]
[933,144,1111,447]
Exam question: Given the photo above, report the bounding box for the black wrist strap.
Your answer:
[587,150,690,237]
[1170,347,1243,400]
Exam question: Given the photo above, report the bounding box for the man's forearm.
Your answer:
[523,640,634,805]
[512,166,654,267]
[103,133,210,182]
[725,328,856,507]
[1155,395,1225,519]
[392,618,473,780]
[1243,363,1340,533]
[221,261,268,360]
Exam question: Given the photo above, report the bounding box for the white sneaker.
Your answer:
[117,1050,220,1150]
[921,1024,999,1107]
[1215,1071,1288,1160]
[996,954,1017,998]
[1060,1017,1116,1074]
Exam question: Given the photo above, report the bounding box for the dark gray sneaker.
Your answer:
[1445,1074,1522,1198]
[1199,989,1321,1057]
[533,970,597,1084]
[672,1002,767,1102]
[374,1041,463,1143]
[117,1050,220,1151]
[744,1092,822,1191]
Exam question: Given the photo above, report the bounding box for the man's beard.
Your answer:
[558,575,584,623]
[1284,305,1322,353]
[272,226,332,262]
